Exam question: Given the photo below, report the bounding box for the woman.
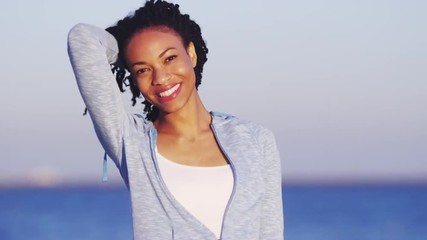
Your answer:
[67,0,283,239]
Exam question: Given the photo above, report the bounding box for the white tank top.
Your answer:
[156,150,234,239]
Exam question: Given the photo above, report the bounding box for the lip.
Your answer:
[156,83,182,103]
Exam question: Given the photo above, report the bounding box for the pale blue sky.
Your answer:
[1,0,426,186]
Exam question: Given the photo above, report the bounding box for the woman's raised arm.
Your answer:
[67,23,132,165]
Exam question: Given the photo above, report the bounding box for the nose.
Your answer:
[152,67,171,86]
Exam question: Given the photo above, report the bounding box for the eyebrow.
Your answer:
[131,47,176,67]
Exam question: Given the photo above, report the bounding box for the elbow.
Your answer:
[67,23,92,49]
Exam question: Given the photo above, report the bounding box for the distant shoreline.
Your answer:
[1,179,427,189]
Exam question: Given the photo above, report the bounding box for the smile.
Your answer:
[159,83,181,97]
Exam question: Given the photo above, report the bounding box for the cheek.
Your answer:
[135,80,150,96]
[173,58,196,77]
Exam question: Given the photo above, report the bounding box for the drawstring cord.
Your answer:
[102,152,108,182]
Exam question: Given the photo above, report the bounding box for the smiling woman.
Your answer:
[127,29,199,115]
[67,0,283,239]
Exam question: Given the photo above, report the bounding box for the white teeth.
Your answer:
[159,84,180,97]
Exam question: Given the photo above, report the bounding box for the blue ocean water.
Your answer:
[283,184,427,240]
[0,184,426,240]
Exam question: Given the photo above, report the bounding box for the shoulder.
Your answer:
[211,111,280,169]
[210,111,274,140]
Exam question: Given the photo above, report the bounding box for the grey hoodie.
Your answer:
[67,23,284,240]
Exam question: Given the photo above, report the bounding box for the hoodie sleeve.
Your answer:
[67,23,133,167]
[259,127,284,239]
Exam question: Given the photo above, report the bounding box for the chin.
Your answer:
[155,103,185,116]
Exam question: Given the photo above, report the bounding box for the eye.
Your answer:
[135,68,150,75]
[165,55,177,63]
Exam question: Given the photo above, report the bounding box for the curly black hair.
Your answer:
[105,0,209,121]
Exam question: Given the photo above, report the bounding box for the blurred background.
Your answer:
[1,0,426,239]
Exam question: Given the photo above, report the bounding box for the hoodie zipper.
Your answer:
[211,123,237,240]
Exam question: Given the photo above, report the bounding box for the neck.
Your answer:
[154,93,211,139]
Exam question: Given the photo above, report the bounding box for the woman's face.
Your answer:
[125,27,198,115]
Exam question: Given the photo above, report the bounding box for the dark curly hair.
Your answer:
[105,0,209,121]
